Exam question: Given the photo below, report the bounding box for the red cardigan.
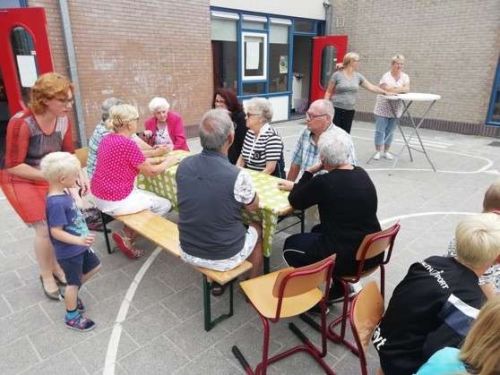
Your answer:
[143,111,189,151]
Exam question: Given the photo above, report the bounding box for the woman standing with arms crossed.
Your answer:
[1,73,76,300]
[324,52,388,134]
[372,54,410,160]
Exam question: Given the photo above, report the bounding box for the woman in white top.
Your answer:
[372,54,410,160]
[237,98,284,177]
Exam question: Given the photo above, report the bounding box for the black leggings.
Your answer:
[333,107,355,134]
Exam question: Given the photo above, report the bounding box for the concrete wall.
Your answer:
[331,0,500,136]
[29,0,213,141]
[211,0,326,20]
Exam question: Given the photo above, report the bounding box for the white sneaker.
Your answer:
[384,152,394,160]
[373,152,381,160]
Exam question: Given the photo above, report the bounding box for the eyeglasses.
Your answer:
[306,112,328,121]
[56,97,74,105]
[245,112,260,118]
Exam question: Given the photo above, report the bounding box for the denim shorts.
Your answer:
[58,248,100,287]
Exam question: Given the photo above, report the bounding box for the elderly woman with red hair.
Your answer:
[1,72,76,300]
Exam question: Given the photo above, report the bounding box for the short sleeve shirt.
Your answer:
[91,133,146,201]
[241,123,283,171]
[329,71,366,110]
[155,125,173,147]
[291,124,357,174]
[87,121,109,179]
[46,193,89,260]
[373,71,410,118]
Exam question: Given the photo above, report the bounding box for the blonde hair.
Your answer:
[148,97,170,112]
[29,73,74,114]
[483,179,500,212]
[455,213,500,269]
[342,52,360,67]
[106,104,139,132]
[40,152,81,182]
[460,296,500,375]
[391,54,405,65]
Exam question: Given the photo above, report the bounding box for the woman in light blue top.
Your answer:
[324,52,388,134]
[417,296,500,375]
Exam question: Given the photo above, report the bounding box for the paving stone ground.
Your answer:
[0,119,499,375]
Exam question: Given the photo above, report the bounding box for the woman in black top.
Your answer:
[213,88,247,164]
[282,129,381,299]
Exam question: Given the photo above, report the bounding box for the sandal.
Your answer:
[123,226,139,243]
[112,232,144,259]
[211,282,226,297]
[40,276,62,301]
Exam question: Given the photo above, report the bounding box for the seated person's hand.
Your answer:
[277,180,294,191]
[154,144,172,155]
[164,155,180,168]
[306,162,323,174]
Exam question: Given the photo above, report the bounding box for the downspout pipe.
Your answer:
[323,0,333,35]
[58,0,87,146]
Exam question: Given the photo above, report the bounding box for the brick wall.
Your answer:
[331,0,500,135]
[28,0,213,143]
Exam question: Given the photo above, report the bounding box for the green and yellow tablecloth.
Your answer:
[136,150,292,257]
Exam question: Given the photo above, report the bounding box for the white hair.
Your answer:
[199,109,234,151]
[40,152,81,182]
[148,97,170,112]
[318,130,352,166]
[245,97,273,123]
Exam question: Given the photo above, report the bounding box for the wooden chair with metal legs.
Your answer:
[350,281,385,375]
[301,222,400,356]
[232,255,337,375]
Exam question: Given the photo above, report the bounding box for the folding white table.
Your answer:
[385,92,441,171]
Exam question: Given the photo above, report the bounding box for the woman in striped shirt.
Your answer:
[237,98,285,177]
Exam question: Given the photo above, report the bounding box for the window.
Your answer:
[294,19,316,33]
[212,15,238,89]
[269,21,290,93]
[487,62,500,126]
[11,26,39,104]
[242,32,267,81]
[321,46,338,89]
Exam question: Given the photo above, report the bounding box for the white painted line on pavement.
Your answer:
[103,247,162,375]
[380,211,476,226]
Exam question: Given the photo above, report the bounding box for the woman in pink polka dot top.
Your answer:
[91,104,179,259]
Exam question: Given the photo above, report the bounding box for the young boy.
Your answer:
[40,152,101,332]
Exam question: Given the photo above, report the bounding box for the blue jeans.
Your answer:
[374,115,397,147]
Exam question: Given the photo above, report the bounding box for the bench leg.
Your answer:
[264,257,270,274]
[203,275,235,331]
[101,212,114,254]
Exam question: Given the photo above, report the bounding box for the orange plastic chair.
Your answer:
[232,255,336,375]
[302,222,400,356]
[350,281,385,375]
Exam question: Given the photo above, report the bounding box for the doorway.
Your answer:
[291,35,312,117]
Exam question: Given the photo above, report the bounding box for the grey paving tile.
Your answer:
[129,272,175,312]
[155,258,200,292]
[0,305,51,346]
[0,296,12,318]
[0,270,23,293]
[164,310,230,360]
[72,327,138,374]
[159,284,202,321]
[21,349,87,375]
[119,335,188,375]
[0,251,36,274]
[15,263,40,283]
[83,269,133,302]
[0,337,39,375]
[122,303,181,346]
[4,278,47,311]
[173,347,243,375]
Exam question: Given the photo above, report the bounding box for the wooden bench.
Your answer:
[115,210,252,331]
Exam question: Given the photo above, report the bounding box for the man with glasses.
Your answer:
[278,99,357,191]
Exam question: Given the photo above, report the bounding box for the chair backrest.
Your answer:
[74,147,89,168]
[350,281,384,354]
[272,255,336,301]
[356,222,400,263]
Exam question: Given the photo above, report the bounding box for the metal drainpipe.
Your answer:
[323,0,333,35]
[58,0,87,146]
